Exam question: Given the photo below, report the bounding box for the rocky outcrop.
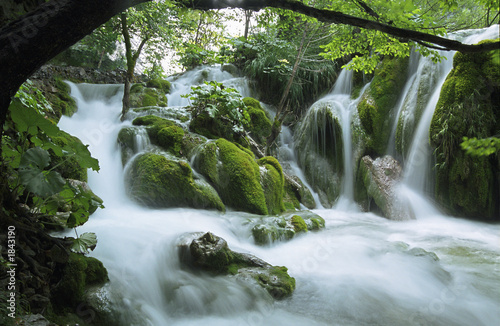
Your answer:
[359,155,414,220]
[179,232,296,299]
[429,45,499,220]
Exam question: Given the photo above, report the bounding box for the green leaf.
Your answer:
[71,232,98,254]
[19,147,66,197]
[19,147,50,170]
[9,98,59,137]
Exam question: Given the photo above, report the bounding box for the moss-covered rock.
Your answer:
[132,115,184,156]
[243,97,272,145]
[130,85,168,108]
[146,78,171,93]
[294,103,344,207]
[51,253,108,311]
[193,139,268,215]
[258,156,285,215]
[126,153,224,211]
[283,173,316,210]
[189,111,248,147]
[250,212,325,245]
[357,56,409,156]
[429,42,499,220]
[50,130,88,182]
[182,232,295,299]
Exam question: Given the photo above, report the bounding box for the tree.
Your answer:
[120,1,186,117]
[1,0,499,133]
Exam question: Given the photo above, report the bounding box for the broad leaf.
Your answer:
[19,147,65,197]
[71,232,98,254]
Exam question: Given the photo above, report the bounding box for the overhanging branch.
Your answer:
[182,0,500,53]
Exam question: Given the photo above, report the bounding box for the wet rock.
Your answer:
[18,314,56,326]
[126,153,225,211]
[359,155,414,220]
[250,211,325,245]
[179,232,296,299]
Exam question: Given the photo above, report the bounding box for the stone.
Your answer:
[179,232,296,299]
[359,155,414,220]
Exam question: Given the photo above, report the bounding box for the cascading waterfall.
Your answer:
[57,50,499,325]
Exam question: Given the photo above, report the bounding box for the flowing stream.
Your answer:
[58,48,499,325]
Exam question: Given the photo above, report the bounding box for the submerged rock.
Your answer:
[126,152,225,211]
[179,232,296,299]
[359,155,414,220]
[251,211,326,245]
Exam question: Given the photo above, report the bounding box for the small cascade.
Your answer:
[386,50,421,157]
[167,65,251,107]
[133,127,150,153]
[294,68,366,207]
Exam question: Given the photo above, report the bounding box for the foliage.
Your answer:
[183,81,250,134]
[236,27,338,113]
[177,43,218,69]
[1,82,102,254]
[252,0,497,73]
[461,136,500,156]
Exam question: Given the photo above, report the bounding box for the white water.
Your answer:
[57,55,500,325]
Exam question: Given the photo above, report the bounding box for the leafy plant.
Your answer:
[2,81,103,254]
[183,81,250,133]
[461,136,500,156]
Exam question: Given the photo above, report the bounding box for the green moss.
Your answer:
[429,44,499,220]
[130,86,168,108]
[309,216,325,230]
[132,115,185,156]
[130,83,145,94]
[127,153,225,211]
[357,56,409,155]
[243,97,272,145]
[146,78,171,93]
[50,130,87,181]
[255,266,296,299]
[291,215,308,233]
[194,139,268,214]
[51,253,108,311]
[189,112,247,146]
[258,156,285,215]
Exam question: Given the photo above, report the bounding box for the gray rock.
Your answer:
[359,155,414,220]
[178,232,296,299]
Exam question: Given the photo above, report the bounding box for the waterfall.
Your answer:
[55,38,499,324]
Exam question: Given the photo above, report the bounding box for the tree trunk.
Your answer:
[266,29,308,155]
[244,10,251,39]
[122,72,132,120]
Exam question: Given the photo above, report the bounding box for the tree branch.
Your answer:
[182,0,500,53]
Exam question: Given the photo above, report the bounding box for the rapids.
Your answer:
[57,27,500,325]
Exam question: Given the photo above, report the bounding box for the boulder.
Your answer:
[179,232,295,299]
[294,103,344,207]
[130,83,168,108]
[126,153,225,211]
[359,155,414,220]
[193,139,270,215]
